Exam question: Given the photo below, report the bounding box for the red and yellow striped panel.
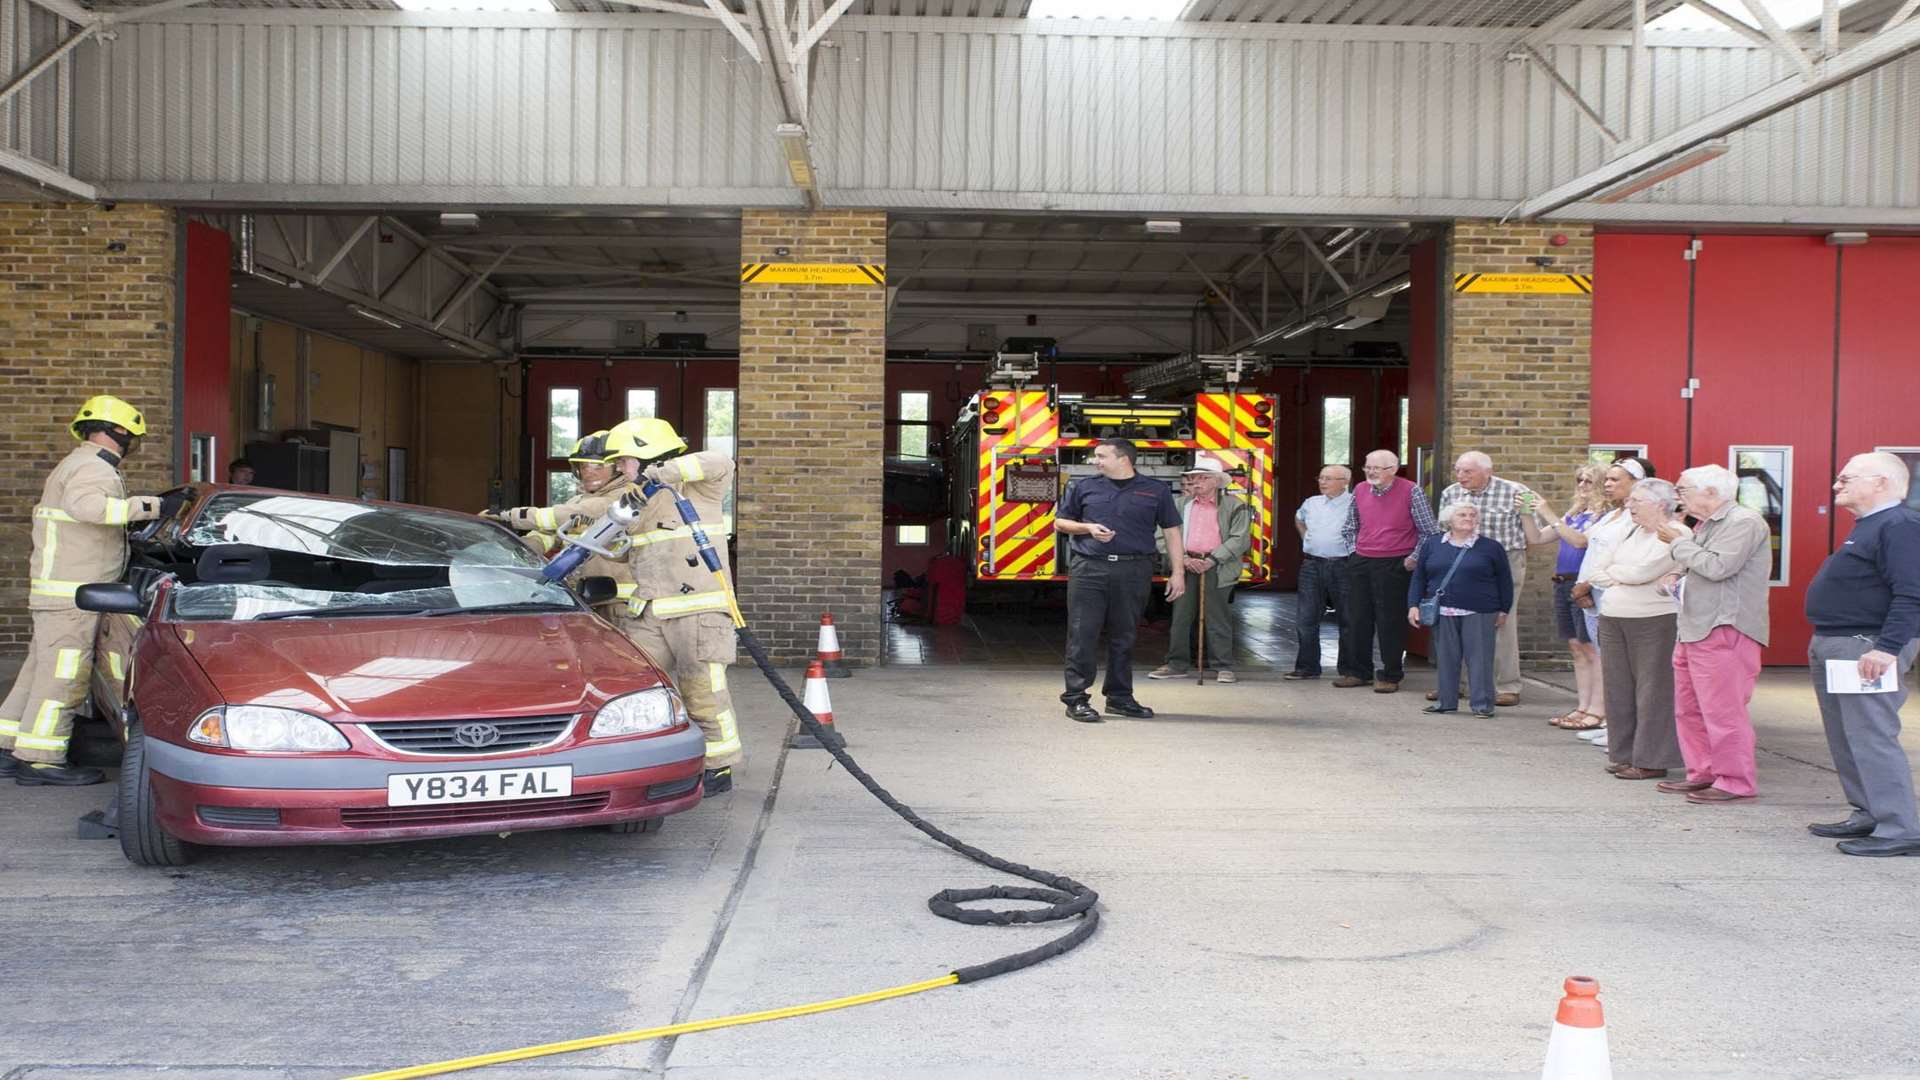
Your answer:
[977,391,1059,580]
[1195,394,1276,448]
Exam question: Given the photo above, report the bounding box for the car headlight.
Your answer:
[589,688,686,738]
[189,706,350,752]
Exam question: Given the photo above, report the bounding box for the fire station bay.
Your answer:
[5,0,1920,1076]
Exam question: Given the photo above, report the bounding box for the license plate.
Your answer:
[386,765,574,807]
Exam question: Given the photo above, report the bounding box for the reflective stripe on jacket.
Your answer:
[625,451,735,620]
[27,446,159,611]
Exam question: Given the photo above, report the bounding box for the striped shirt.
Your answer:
[1440,475,1532,553]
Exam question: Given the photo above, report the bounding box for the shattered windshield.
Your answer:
[172,494,576,621]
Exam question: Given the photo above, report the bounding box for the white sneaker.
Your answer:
[1590,733,1609,750]
[1576,726,1607,742]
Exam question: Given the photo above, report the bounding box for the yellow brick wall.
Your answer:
[1445,221,1594,659]
[0,203,178,648]
[737,209,887,664]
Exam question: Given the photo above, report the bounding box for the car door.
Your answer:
[90,487,200,731]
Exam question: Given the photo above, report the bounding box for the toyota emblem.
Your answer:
[452,722,502,749]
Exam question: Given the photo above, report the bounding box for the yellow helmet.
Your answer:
[604,417,688,463]
[71,395,148,440]
[569,430,613,466]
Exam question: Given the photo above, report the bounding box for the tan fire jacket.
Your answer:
[624,451,735,620]
[501,477,638,602]
[27,445,160,611]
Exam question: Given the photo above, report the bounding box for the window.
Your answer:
[547,470,581,505]
[896,524,929,545]
[1730,446,1791,586]
[898,391,932,459]
[189,434,217,483]
[548,388,581,459]
[1396,397,1410,465]
[627,388,658,420]
[705,388,737,536]
[1321,397,1352,468]
[1589,444,1647,467]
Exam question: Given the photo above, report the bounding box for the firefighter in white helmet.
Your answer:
[603,416,743,796]
[0,396,162,786]
[489,430,636,617]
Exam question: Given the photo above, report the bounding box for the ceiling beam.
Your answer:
[1883,0,1920,31]
[434,247,514,329]
[1516,14,1920,217]
[1738,0,1817,78]
[1519,0,1628,44]
[1522,44,1624,143]
[699,0,763,61]
[1681,0,1776,48]
[0,146,95,200]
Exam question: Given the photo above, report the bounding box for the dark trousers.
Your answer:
[1597,613,1684,770]
[1342,554,1413,683]
[1812,635,1920,841]
[1165,568,1234,671]
[1062,555,1154,705]
[1433,611,1498,713]
[1293,555,1366,678]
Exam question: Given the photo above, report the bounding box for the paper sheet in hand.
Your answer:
[1826,659,1900,695]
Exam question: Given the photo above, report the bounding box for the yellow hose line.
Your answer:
[340,973,960,1080]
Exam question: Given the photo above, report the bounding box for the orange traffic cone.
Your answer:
[790,660,846,750]
[1541,975,1612,1080]
[816,613,851,678]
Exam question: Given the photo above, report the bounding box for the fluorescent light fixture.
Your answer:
[1280,318,1325,340]
[1592,142,1731,203]
[1371,278,1413,298]
[249,266,300,289]
[1825,231,1869,246]
[1027,0,1185,18]
[392,0,553,11]
[348,304,405,330]
[1144,219,1182,235]
[775,123,815,191]
[438,212,481,229]
[1323,227,1356,247]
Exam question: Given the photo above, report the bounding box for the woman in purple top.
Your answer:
[1526,463,1611,731]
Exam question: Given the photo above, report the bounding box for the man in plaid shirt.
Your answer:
[1437,451,1536,706]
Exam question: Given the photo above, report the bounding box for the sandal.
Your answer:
[1563,712,1606,732]
[1549,709,1589,728]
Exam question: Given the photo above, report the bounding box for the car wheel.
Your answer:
[118,724,194,867]
[607,816,664,835]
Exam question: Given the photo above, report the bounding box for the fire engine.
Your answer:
[946,352,1279,585]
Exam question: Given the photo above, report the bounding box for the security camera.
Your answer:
[101,201,117,211]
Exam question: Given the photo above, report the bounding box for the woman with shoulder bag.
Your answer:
[1523,462,1611,732]
[1407,503,1514,718]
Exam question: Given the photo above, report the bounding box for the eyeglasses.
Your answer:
[1576,478,1593,485]
[1834,474,1880,487]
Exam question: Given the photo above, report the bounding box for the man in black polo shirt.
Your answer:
[1054,438,1186,723]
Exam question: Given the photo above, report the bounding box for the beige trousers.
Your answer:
[619,610,743,770]
[0,609,101,764]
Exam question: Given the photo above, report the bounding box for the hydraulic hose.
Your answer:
[346,481,1100,1080]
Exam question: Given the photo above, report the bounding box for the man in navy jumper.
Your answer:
[1804,452,1920,857]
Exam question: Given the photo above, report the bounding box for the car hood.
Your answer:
[176,612,664,722]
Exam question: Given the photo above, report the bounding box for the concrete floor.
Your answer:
[4,614,1920,1078]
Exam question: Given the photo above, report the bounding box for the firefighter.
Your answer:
[603,416,742,796]
[0,396,162,786]
[489,430,636,616]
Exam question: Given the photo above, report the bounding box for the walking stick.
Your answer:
[1196,568,1207,686]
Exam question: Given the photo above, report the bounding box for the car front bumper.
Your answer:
[143,724,707,846]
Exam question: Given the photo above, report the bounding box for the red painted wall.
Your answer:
[181,222,233,484]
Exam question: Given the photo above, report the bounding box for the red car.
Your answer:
[75,485,706,866]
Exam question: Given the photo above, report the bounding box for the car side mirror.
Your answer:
[75,583,146,616]
[577,576,618,606]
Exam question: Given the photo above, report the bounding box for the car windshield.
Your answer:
[170,493,577,621]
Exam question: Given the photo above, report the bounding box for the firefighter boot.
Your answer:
[16,760,106,786]
[0,751,18,777]
[703,767,733,796]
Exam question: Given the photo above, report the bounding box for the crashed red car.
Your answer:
[77,485,705,866]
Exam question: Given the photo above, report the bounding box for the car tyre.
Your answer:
[607,816,664,835]
[118,723,194,867]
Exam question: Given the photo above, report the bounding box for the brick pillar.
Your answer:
[736,210,886,665]
[1443,221,1594,661]
[0,204,178,651]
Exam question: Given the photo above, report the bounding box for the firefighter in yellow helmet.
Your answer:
[1,396,163,786]
[488,430,636,617]
[604,416,743,795]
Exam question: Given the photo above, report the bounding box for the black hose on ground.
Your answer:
[734,626,1100,984]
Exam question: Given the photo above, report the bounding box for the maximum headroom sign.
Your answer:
[1453,272,1593,295]
[741,262,887,285]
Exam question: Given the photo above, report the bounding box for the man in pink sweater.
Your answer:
[1339,449,1442,693]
